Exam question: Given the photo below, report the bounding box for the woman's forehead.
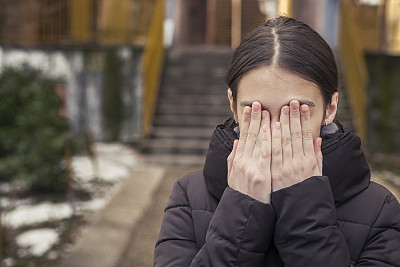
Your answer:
[236,66,323,109]
[239,99,316,110]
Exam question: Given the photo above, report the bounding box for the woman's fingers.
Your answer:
[258,110,271,170]
[314,137,323,175]
[227,139,239,177]
[226,102,272,204]
[236,106,251,157]
[252,110,268,159]
[243,102,262,157]
[300,105,314,156]
[271,121,282,175]
[280,106,292,165]
[289,100,303,156]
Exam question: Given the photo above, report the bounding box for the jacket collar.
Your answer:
[203,118,370,207]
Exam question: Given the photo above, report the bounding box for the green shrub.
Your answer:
[0,66,72,192]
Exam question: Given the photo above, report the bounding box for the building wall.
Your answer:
[174,0,266,47]
[241,0,266,38]
[0,0,41,45]
[174,0,207,45]
[350,1,400,55]
[207,0,265,46]
[206,0,232,46]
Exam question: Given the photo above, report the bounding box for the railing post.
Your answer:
[339,0,368,141]
[278,0,292,15]
[141,0,165,138]
[231,0,242,48]
[69,0,93,42]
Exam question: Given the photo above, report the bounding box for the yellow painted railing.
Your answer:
[97,0,143,45]
[339,0,368,141]
[384,0,400,54]
[141,0,165,137]
[69,0,93,42]
[278,0,292,16]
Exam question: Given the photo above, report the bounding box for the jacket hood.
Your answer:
[203,118,371,206]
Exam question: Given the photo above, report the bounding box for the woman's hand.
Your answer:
[227,100,323,202]
[271,100,323,192]
[227,102,272,204]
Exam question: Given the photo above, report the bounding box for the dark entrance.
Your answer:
[174,0,207,45]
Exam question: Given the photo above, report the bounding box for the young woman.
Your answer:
[153,16,400,266]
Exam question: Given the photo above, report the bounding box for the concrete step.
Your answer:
[167,46,232,61]
[156,103,231,116]
[151,126,214,139]
[142,47,233,164]
[163,66,227,79]
[140,138,210,155]
[156,94,229,105]
[153,114,228,127]
[160,83,227,94]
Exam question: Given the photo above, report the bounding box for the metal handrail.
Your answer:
[141,0,165,137]
[339,0,369,141]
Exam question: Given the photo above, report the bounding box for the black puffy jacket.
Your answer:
[154,119,400,266]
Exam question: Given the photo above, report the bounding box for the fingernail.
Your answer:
[252,102,259,113]
[275,122,280,130]
[262,110,267,120]
[301,105,309,114]
[283,106,289,116]
[244,106,251,116]
[291,101,299,110]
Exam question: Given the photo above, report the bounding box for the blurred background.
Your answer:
[0,0,399,266]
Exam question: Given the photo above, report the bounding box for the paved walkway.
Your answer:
[60,160,400,267]
[60,164,199,267]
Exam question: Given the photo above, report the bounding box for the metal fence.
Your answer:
[0,0,155,46]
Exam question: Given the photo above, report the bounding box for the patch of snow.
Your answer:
[0,49,69,79]
[73,157,129,182]
[76,198,107,212]
[95,143,139,168]
[75,183,122,214]
[0,181,26,194]
[1,142,141,263]
[71,156,98,182]
[1,258,15,267]
[16,228,59,257]
[0,197,33,210]
[0,183,13,193]
[2,202,73,229]
[72,142,139,183]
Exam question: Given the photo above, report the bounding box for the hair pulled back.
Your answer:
[225,16,338,107]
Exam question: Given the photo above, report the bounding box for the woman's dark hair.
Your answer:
[225,16,338,108]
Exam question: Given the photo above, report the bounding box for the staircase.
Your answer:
[141,47,233,166]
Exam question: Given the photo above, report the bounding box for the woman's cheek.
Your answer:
[310,113,324,139]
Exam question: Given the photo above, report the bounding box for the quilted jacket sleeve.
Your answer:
[355,193,400,266]
[154,181,276,267]
[271,176,351,267]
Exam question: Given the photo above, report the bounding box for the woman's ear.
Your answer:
[227,89,238,122]
[324,91,339,124]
